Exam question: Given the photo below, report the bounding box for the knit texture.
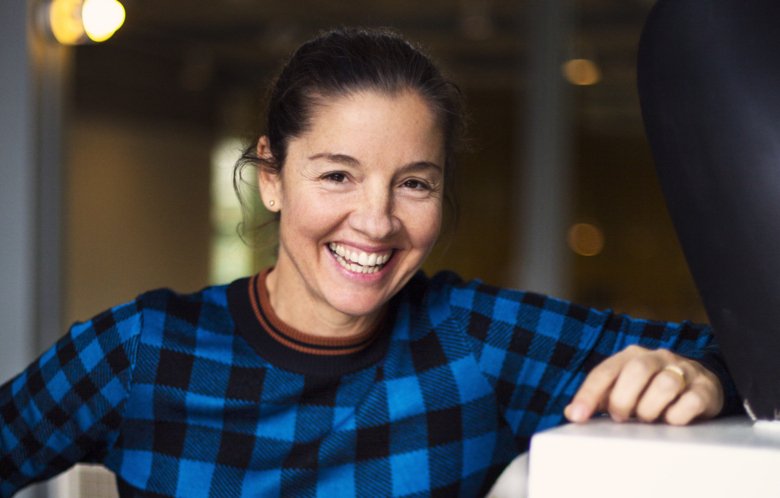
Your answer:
[0,271,738,497]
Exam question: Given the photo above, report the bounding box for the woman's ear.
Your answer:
[256,136,282,212]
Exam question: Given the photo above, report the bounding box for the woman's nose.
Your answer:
[349,187,399,240]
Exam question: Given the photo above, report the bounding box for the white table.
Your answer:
[528,416,780,498]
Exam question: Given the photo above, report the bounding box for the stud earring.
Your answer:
[269,200,275,207]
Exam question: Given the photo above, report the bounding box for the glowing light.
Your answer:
[49,0,85,45]
[44,0,125,45]
[562,58,601,86]
[82,0,126,42]
[567,223,605,257]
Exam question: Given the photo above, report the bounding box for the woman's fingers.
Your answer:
[564,346,642,422]
[565,346,724,425]
[665,367,724,425]
[607,352,665,422]
[634,363,691,422]
[664,388,707,425]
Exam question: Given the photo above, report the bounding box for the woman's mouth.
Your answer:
[328,242,393,274]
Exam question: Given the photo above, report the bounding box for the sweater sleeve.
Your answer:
[0,300,142,496]
[445,276,741,440]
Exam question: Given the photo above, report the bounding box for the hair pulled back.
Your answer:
[235,27,465,235]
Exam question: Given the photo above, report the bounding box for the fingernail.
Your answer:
[566,402,588,422]
[610,413,627,423]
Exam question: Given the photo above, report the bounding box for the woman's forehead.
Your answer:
[301,90,444,149]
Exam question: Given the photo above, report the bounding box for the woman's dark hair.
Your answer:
[234,27,465,237]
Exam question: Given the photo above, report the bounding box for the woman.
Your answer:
[1,28,737,497]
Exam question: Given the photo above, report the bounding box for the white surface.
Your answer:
[487,453,529,498]
[528,416,780,498]
[48,465,119,498]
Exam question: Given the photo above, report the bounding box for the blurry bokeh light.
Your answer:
[44,0,125,45]
[82,0,125,42]
[562,58,601,86]
[567,222,605,256]
[48,0,85,45]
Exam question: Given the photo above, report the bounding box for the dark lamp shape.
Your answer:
[638,0,780,420]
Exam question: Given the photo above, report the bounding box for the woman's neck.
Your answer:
[264,267,384,339]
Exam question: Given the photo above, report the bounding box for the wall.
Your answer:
[64,114,212,324]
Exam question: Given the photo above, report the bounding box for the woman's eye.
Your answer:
[323,172,348,183]
[402,179,431,190]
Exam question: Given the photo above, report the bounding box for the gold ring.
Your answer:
[663,364,687,388]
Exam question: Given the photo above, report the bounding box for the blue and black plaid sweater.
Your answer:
[0,270,737,497]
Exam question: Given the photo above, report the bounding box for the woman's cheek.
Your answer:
[402,200,443,247]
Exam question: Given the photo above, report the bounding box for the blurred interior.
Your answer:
[53,0,705,328]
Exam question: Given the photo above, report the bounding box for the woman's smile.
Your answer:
[327,242,394,274]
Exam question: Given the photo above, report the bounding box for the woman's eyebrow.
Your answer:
[400,161,442,174]
[308,153,360,167]
[308,153,442,174]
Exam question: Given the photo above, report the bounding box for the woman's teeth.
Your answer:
[328,243,392,274]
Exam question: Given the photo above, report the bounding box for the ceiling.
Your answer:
[72,0,657,133]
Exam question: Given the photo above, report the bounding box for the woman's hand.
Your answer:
[564,345,724,425]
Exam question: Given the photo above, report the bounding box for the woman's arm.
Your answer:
[0,301,140,496]
[443,274,741,439]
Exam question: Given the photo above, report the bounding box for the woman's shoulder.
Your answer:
[87,281,234,348]
[132,281,233,326]
[135,281,231,312]
[402,270,522,322]
[410,270,535,304]
[402,270,468,308]
[408,270,598,326]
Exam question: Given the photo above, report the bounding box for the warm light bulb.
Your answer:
[49,0,85,45]
[82,0,125,42]
[562,58,602,86]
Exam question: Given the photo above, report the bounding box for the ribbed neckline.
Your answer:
[227,269,394,376]
[250,269,382,355]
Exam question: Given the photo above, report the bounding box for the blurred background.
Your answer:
[2,0,706,496]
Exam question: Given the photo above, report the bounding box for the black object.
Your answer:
[638,0,780,420]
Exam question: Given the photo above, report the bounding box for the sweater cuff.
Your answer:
[689,345,745,417]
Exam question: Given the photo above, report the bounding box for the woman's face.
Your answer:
[259,89,444,329]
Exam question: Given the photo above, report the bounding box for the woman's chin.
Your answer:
[328,294,388,321]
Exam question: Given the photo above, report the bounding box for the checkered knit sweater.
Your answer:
[0,271,736,497]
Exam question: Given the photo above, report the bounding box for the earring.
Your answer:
[269,200,275,207]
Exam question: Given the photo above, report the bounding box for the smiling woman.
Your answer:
[0,27,740,498]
